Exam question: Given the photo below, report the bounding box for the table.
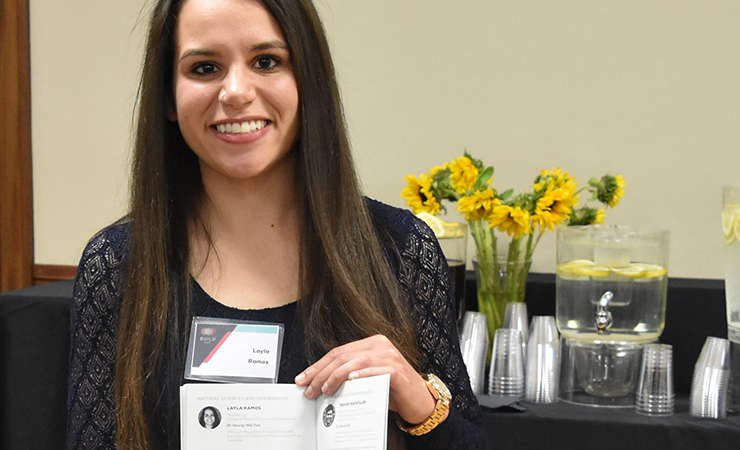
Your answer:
[480,397,740,450]
[0,280,73,450]
[2,277,740,449]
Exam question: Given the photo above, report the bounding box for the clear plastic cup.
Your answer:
[459,312,489,395]
[503,303,529,360]
[690,337,731,419]
[636,344,674,416]
[525,316,560,403]
[488,328,524,397]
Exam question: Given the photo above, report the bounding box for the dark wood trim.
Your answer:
[0,0,34,293]
[33,265,77,286]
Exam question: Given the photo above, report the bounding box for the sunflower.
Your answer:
[430,164,448,176]
[449,156,481,194]
[457,189,500,222]
[594,208,606,224]
[489,205,531,239]
[533,182,578,231]
[567,206,605,226]
[590,174,626,208]
[401,174,441,215]
[608,175,626,208]
[533,167,573,192]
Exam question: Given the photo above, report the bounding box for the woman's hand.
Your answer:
[294,334,436,425]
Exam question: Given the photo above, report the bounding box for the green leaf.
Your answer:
[499,189,514,201]
[464,149,486,171]
[474,167,494,190]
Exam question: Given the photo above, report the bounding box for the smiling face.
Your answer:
[203,408,216,427]
[172,0,299,184]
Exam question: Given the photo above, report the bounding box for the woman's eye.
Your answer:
[255,56,278,70]
[193,63,219,75]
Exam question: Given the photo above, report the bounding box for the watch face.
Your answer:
[427,373,451,399]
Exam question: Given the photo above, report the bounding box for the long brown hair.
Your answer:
[116,0,418,448]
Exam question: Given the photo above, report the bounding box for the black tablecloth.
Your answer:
[2,277,740,449]
[482,396,740,450]
[0,280,73,450]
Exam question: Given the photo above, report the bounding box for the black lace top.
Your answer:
[66,199,486,449]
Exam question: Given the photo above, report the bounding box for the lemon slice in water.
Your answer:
[722,210,737,243]
[557,260,599,278]
[726,232,736,246]
[610,265,644,278]
[613,263,667,278]
[724,204,740,245]
[442,222,467,238]
[560,259,595,268]
[571,265,611,277]
[640,264,668,278]
[415,213,466,239]
[416,212,444,236]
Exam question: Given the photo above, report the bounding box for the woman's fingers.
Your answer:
[294,337,377,386]
[306,350,368,398]
[347,365,394,381]
[292,334,436,424]
[318,354,387,397]
[294,335,396,392]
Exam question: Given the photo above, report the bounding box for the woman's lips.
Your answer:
[211,120,271,144]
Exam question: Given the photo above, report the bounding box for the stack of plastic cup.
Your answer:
[502,303,529,362]
[690,337,731,419]
[729,341,740,413]
[524,316,560,403]
[488,328,525,398]
[459,312,489,395]
[636,344,674,416]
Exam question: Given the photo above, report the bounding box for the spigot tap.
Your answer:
[595,291,614,335]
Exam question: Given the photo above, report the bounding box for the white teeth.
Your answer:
[216,120,267,134]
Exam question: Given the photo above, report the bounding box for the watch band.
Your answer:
[396,373,452,436]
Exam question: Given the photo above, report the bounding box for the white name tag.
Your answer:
[185,317,284,383]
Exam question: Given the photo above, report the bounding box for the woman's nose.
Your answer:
[219,68,257,108]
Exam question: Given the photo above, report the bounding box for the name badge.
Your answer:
[185,316,284,383]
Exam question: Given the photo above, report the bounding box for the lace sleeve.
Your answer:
[66,225,127,450]
[395,215,487,449]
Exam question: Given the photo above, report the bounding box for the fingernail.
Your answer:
[305,386,314,398]
[295,373,305,384]
[321,383,329,394]
[348,371,359,380]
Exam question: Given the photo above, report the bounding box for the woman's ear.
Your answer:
[166,88,178,122]
[167,100,178,122]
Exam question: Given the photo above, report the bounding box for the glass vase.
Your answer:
[473,253,532,343]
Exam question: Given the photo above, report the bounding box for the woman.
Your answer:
[198,407,220,430]
[66,0,485,449]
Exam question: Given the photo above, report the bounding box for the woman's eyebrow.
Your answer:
[251,40,288,51]
[178,41,287,64]
[178,48,218,64]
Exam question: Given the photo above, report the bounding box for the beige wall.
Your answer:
[31,0,740,278]
[30,0,147,264]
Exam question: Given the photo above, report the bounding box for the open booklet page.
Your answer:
[180,374,390,450]
[315,373,389,449]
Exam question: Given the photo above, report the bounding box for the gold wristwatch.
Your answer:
[397,373,451,436]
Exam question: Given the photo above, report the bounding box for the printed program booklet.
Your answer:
[180,374,390,450]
